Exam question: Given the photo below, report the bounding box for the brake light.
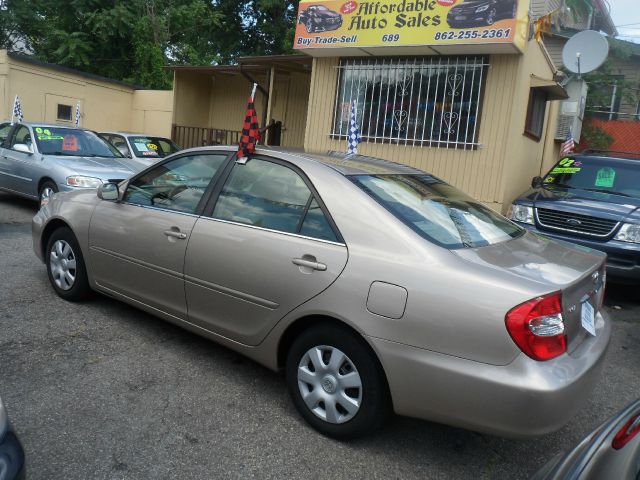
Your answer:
[505,292,567,361]
[612,413,640,450]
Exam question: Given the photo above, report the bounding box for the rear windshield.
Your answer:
[129,136,180,158]
[350,174,523,249]
[543,156,640,199]
[33,126,122,157]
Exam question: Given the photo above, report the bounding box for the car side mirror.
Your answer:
[97,182,120,201]
[14,143,33,154]
[531,176,543,189]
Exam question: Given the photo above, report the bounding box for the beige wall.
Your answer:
[173,68,311,148]
[304,40,560,212]
[0,50,172,136]
[500,41,560,210]
[208,73,267,131]
[132,90,174,137]
[173,70,213,128]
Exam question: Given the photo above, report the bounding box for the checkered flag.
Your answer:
[238,83,260,158]
[11,95,23,124]
[75,102,81,127]
[347,100,361,155]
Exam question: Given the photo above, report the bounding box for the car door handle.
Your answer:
[292,257,327,271]
[163,229,187,240]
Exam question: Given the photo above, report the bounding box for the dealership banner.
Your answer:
[294,0,528,52]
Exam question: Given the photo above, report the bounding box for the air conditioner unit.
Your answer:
[555,79,588,141]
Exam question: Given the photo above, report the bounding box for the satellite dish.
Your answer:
[562,30,609,75]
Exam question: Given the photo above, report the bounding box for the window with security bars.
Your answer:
[332,57,489,149]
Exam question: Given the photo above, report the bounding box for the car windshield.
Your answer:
[33,126,122,157]
[350,174,523,249]
[128,136,180,158]
[543,156,640,199]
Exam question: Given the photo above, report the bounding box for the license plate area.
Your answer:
[580,298,596,336]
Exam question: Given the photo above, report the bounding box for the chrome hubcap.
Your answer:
[49,240,77,291]
[40,187,55,206]
[297,345,362,424]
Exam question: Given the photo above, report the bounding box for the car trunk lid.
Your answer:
[454,231,606,353]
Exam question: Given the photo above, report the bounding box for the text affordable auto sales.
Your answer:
[294,0,525,50]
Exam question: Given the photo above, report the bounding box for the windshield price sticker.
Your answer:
[581,301,596,336]
[37,134,64,141]
[595,167,616,188]
[62,135,79,152]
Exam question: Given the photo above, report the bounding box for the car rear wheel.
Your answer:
[286,324,390,439]
[486,8,497,25]
[39,181,58,208]
[45,227,91,302]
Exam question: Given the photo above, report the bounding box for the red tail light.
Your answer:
[505,292,567,361]
[612,413,640,450]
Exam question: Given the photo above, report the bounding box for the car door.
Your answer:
[0,122,16,191]
[88,152,231,319]
[184,155,349,346]
[1,125,38,196]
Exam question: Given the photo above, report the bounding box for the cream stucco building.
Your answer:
[169,2,568,213]
[0,50,173,137]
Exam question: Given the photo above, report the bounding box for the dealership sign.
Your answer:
[294,0,528,54]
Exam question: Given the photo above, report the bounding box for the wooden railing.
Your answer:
[172,125,242,149]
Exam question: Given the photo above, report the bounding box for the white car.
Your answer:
[99,131,181,166]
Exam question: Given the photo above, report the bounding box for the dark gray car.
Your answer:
[0,122,146,206]
[532,398,640,479]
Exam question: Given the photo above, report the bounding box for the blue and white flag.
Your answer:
[347,100,361,155]
[11,95,23,124]
[75,102,81,127]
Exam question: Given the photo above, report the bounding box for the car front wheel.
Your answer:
[286,324,390,439]
[39,180,58,208]
[305,18,315,33]
[45,227,91,302]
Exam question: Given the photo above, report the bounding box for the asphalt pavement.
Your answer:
[1,191,638,480]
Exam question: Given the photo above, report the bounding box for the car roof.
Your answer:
[579,150,640,161]
[573,153,640,165]
[100,131,171,138]
[177,145,425,176]
[4,121,90,130]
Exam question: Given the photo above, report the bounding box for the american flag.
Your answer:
[238,83,260,158]
[11,95,23,124]
[347,100,361,155]
[560,128,576,157]
[75,102,81,127]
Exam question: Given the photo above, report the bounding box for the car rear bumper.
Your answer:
[368,311,611,438]
[0,428,26,480]
[520,224,640,281]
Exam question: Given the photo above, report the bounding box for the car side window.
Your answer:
[212,158,337,241]
[0,123,12,146]
[10,126,32,150]
[123,154,228,214]
[110,135,130,156]
[299,199,338,242]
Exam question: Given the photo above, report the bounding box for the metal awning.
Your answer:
[530,74,569,100]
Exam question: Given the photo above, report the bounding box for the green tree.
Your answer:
[0,0,303,87]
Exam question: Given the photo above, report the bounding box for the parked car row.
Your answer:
[0,121,181,207]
